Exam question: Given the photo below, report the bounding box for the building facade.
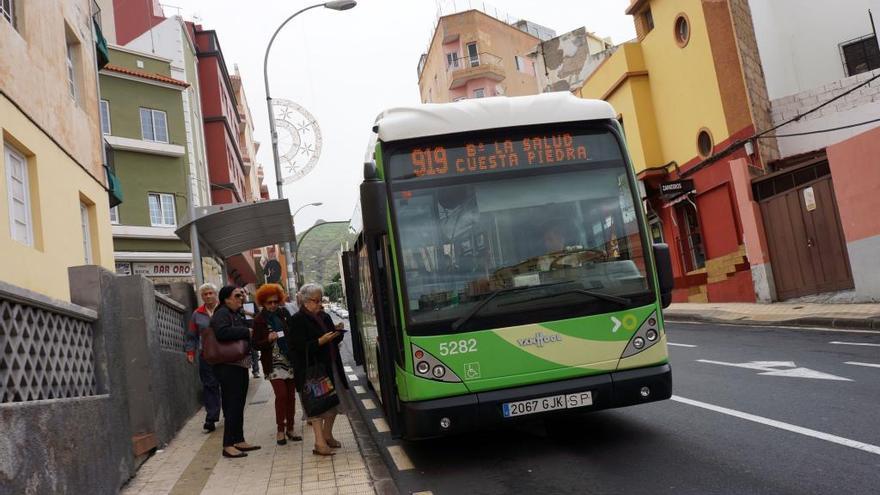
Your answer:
[1,0,115,301]
[99,46,197,291]
[530,27,614,93]
[418,9,543,103]
[747,0,880,302]
[580,0,780,303]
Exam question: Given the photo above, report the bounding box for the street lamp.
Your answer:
[263,1,357,293]
[291,201,323,288]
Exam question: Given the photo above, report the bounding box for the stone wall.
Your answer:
[729,0,780,165]
[769,69,880,158]
[0,268,201,494]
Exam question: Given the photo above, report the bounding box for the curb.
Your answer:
[340,379,400,495]
[665,312,880,330]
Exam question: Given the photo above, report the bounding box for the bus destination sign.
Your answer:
[389,130,621,181]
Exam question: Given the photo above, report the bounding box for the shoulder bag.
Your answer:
[301,341,340,417]
[201,327,249,365]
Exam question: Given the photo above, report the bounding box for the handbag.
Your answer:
[201,327,249,365]
[301,346,340,417]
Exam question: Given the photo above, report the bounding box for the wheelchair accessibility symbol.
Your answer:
[464,362,481,379]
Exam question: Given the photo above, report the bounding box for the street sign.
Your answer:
[697,359,852,381]
[133,262,192,277]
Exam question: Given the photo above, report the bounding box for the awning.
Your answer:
[175,199,295,259]
[94,20,110,70]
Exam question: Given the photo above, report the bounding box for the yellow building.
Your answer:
[578,0,779,304]
[1,1,115,301]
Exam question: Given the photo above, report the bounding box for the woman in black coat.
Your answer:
[288,283,342,456]
[210,285,261,458]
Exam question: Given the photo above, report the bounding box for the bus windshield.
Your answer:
[388,127,652,334]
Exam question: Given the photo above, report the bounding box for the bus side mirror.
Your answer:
[653,243,673,308]
[361,165,387,235]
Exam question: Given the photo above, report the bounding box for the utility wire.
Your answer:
[756,116,880,138]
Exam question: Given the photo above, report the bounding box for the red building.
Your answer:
[189,25,248,204]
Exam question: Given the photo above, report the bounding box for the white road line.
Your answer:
[668,343,697,347]
[347,374,359,381]
[673,321,880,334]
[845,361,880,369]
[386,445,415,470]
[354,385,366,394]
[362,398,377,410]
[344,365,353,372]
[672,395,880,456]
[830,341,880,347]
[372,417,390,433]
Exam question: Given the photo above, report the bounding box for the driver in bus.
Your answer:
[538,221,605,271]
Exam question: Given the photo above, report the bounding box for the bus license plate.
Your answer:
[502,391,593,418]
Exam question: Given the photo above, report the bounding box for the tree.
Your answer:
[325,272,343,302]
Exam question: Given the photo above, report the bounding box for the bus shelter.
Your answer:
[175,199,296,287]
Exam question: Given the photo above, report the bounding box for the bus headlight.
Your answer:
[620,311,662,358]
[417,361,430,374]
[410,344,462,383]
[432,366,446,378]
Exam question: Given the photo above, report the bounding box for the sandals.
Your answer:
[222,448,247,458]
[285,431,303,442]
[312,447,335,456]
[326,439,341,449]
[234,443,261,452]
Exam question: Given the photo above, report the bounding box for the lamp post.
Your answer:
[264,0,357,293]
[291,201,323,289]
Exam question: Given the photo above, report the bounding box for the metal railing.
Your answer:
[447,52,503,72]
[155,292,187,353]
[0,283,98,403]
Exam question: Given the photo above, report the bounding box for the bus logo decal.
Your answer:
[517,332,563,348]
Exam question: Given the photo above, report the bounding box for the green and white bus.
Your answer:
[341,92,674,440]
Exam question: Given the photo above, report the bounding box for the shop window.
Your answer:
[841,34,880,76]
[697,128,713,158]
[674,14,690,48]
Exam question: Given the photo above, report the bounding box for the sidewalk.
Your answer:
[121,377,376,495]
[664,302,880,330]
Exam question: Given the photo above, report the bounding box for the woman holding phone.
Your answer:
[252,283,302,445]
[288,283,343,456]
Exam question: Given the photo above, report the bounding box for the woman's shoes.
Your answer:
[285,431,303,442]
[312,447,335,456]
[234,443,261,452]
[276,432,287,446]
[326,439,341,449]
[222,448,247,458]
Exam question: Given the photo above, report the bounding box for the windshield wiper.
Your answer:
[500,289,631,308]
[450,281,569,332]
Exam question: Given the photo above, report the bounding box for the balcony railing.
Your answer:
[448,52,505,89]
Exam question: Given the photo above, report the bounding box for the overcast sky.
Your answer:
[163,0,636,232]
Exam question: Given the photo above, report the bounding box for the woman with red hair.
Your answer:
[252,283,302,445]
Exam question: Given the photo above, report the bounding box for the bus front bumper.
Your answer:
[400,363,672,440]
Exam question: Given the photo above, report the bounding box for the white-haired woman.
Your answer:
[288,283,343,456]
[185,283,222,432]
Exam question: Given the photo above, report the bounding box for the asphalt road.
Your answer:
[344,321,880,495]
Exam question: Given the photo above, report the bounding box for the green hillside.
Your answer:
[296,220,356,289]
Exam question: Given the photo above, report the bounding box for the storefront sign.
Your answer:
[115,262,132,275]
[660,179,695,199]
[133,262,192,277]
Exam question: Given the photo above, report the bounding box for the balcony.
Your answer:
[448,52,505,89]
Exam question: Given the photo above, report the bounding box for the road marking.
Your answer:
[830,341,880,347]
[347,374,359,381]
[354,385,366,394]
[697,359,852,381]
[387,445,415,470]
[611,316,622,333]
[672,395,880,457]
[372,417,390,433]
[344,365,353,372]
[845,361,880,369]
[668,343,697,347]
[362,398,377,410]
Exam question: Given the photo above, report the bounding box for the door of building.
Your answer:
[754,159,853,300]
